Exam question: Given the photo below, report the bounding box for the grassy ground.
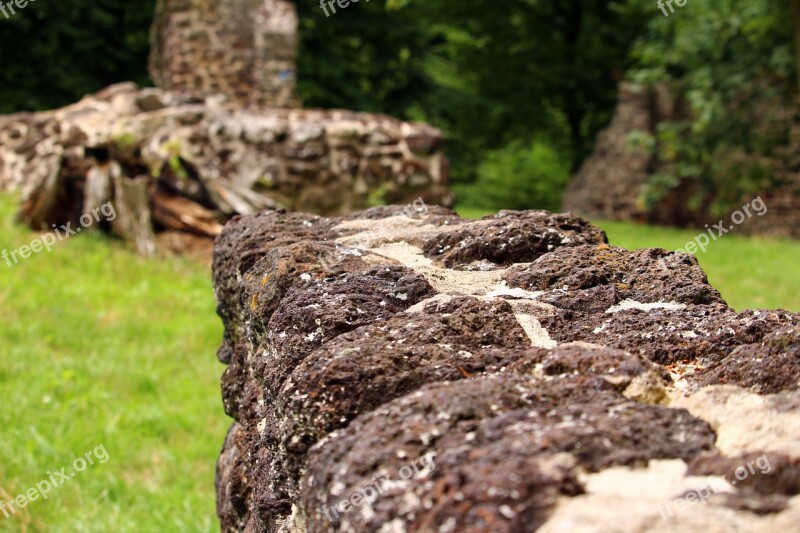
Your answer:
[457,207,800,312]
[0,194,226,532]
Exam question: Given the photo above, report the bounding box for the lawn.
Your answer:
[0,195,796,532]
[457,207,800,312]
[0,193,227,532]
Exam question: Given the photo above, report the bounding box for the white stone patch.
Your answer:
[538,460,800,533]
[367,241,504,296]
[404,294,454,314]
[377,518,407,533]
[561,341,608,350]
[276,504,307,533]
[670,385,800,458]
[485,281,545,300]
[333,218,567,354]
[513,314,558,349]
[330,481,346,496]
[333,217,454,250]
[339,246,363,257]
[605,299,687,314]
[304,329,322,342]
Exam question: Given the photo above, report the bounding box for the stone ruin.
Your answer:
[213,206,800,532]
[563,82,800,238]
[0,0,451,256]
[149,0,301,109]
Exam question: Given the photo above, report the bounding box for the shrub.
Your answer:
[456,139,571,212]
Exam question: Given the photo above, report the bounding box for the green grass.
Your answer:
[0,194,227,532]
[456,207,800,312]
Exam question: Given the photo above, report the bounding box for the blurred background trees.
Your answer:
[629,0,797,217]
[0,0,796,215]
[0,0,155,112]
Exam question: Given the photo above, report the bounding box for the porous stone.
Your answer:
[212,207,800,532]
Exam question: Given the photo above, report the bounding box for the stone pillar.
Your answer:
[149,0,300,109]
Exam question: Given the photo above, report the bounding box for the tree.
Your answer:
[628,0,795,215]
[793,0,800,92]
[0,0,156,114]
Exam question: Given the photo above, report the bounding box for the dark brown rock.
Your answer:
[689,452,800,496]
[261,266,435,392]
[212,207,800,532]
[423,210,607,269]
[696,327,800,393]
[302,374,715,532]
[504,244,726,306]
[540,304,798,365]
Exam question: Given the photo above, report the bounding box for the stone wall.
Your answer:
[562,83,658,223]
[563,82,800,238]
[0,0,455,257]
[213,205,800,532]
[149,0,300,109]
[0,83,450,256]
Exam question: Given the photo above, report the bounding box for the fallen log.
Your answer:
[152,188,223,237]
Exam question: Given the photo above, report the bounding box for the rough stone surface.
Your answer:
[212,207,799,532]
[423,211,608,269]
[504,244,725,306]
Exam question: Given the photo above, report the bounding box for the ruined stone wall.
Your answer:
[0,83,450,255]
[563,82,800,238]
[562,82,657,223]
[149,0,300,109]
[213,205,800,532]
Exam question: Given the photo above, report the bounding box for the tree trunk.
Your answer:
[111,172,157,257]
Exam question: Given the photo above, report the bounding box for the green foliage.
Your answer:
[296,0,648,198]
[367,184,391,207]
[456,139,571,212]
[0,0,156,113]
[0,0,650,211]
[294,0,433,118]
[168,156,189,180]
[111,132,138,151]
[626,130,656,155]
[628,0,796,213]
[5,0,791,215]
[631,0,793,114]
